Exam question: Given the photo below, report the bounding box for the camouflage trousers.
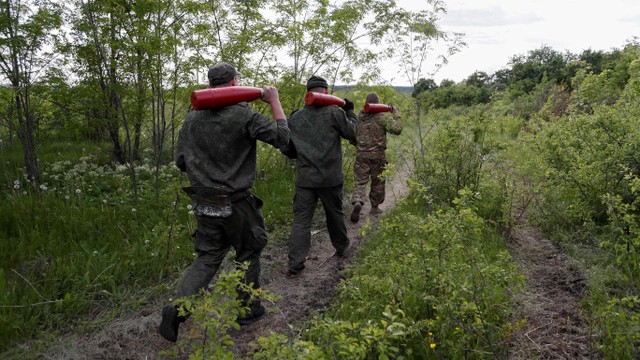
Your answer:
[351,156,386,208]
[176,194,267,314]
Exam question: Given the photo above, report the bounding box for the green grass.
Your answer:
[0,139,303,353]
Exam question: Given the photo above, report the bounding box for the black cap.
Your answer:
[208,62,238,85]
[306,75,329,90]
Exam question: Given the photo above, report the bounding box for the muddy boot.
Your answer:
[336,239,350,258]
[350,202,362,223]
[159,304,184,342]
[237,305,266,326]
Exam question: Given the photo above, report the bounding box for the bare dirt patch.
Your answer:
[506,224,598,359]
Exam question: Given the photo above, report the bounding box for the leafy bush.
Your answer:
[411,108,512,228]
[163,264,278,360]
[253,189,521,359]
[516,52,640,357]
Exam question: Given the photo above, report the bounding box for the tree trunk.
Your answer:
[19,118,40,186]
[107,121,126,164]
[15,92,40,186]
[133,122,141,162]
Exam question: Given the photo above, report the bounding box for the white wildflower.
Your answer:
[65,195,70,200]
[92,250,98,256]
[39,184,47,191]
[131,208,137,213]
[75,188,81,194]
[187,204,193,210]
[13,184,20,190]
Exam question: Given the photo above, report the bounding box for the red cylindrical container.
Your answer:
[363,103,393,113]
[304,92,346,107]
[191,86,264,110]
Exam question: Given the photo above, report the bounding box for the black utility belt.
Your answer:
[229,190,251,202]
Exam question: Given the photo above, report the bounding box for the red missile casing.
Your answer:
[304,92,346,107]
[191,86,264,110]
[363,103,393,113]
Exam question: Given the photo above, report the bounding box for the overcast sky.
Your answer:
[389,0,640,85]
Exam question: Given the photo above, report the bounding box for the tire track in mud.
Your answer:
[506,224,598,359]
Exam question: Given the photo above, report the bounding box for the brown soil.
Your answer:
[505,224,598,359]
[41,162,597,359]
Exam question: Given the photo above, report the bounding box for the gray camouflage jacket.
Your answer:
[281,104,357,187]
[175,102,290,193]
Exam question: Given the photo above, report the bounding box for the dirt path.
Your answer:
[228,163,412,356]
[43,164,412,359]
[506,223,598,359]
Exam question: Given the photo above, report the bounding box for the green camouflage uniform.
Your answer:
[280,103,358,273]
[174,102,289,314]
[351,110,402,208]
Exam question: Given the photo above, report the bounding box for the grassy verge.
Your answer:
[0,139,309,354]
[250,190,521,359]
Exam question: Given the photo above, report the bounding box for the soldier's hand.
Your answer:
[391,106,399,115]
[261,86,280,104]
[342,98,354,111]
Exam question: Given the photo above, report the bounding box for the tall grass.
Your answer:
[0,139,300,353]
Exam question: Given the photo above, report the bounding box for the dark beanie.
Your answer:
[306,75,329,90]
[365,92,380,103]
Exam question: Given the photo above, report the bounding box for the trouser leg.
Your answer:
[227,195,267,312]
[319,184,350,253]
[351,156,369,206]
[176,216,229,299]
[369,159,386,208]
[288,186,318,272]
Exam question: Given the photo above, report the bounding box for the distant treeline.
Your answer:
[411,41,639,110]
[335,85,414,94]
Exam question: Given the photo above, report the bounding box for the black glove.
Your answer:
[279,140,298,159]
[342,98,354,112]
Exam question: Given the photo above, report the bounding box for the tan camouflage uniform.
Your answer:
[351,93,402,217]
